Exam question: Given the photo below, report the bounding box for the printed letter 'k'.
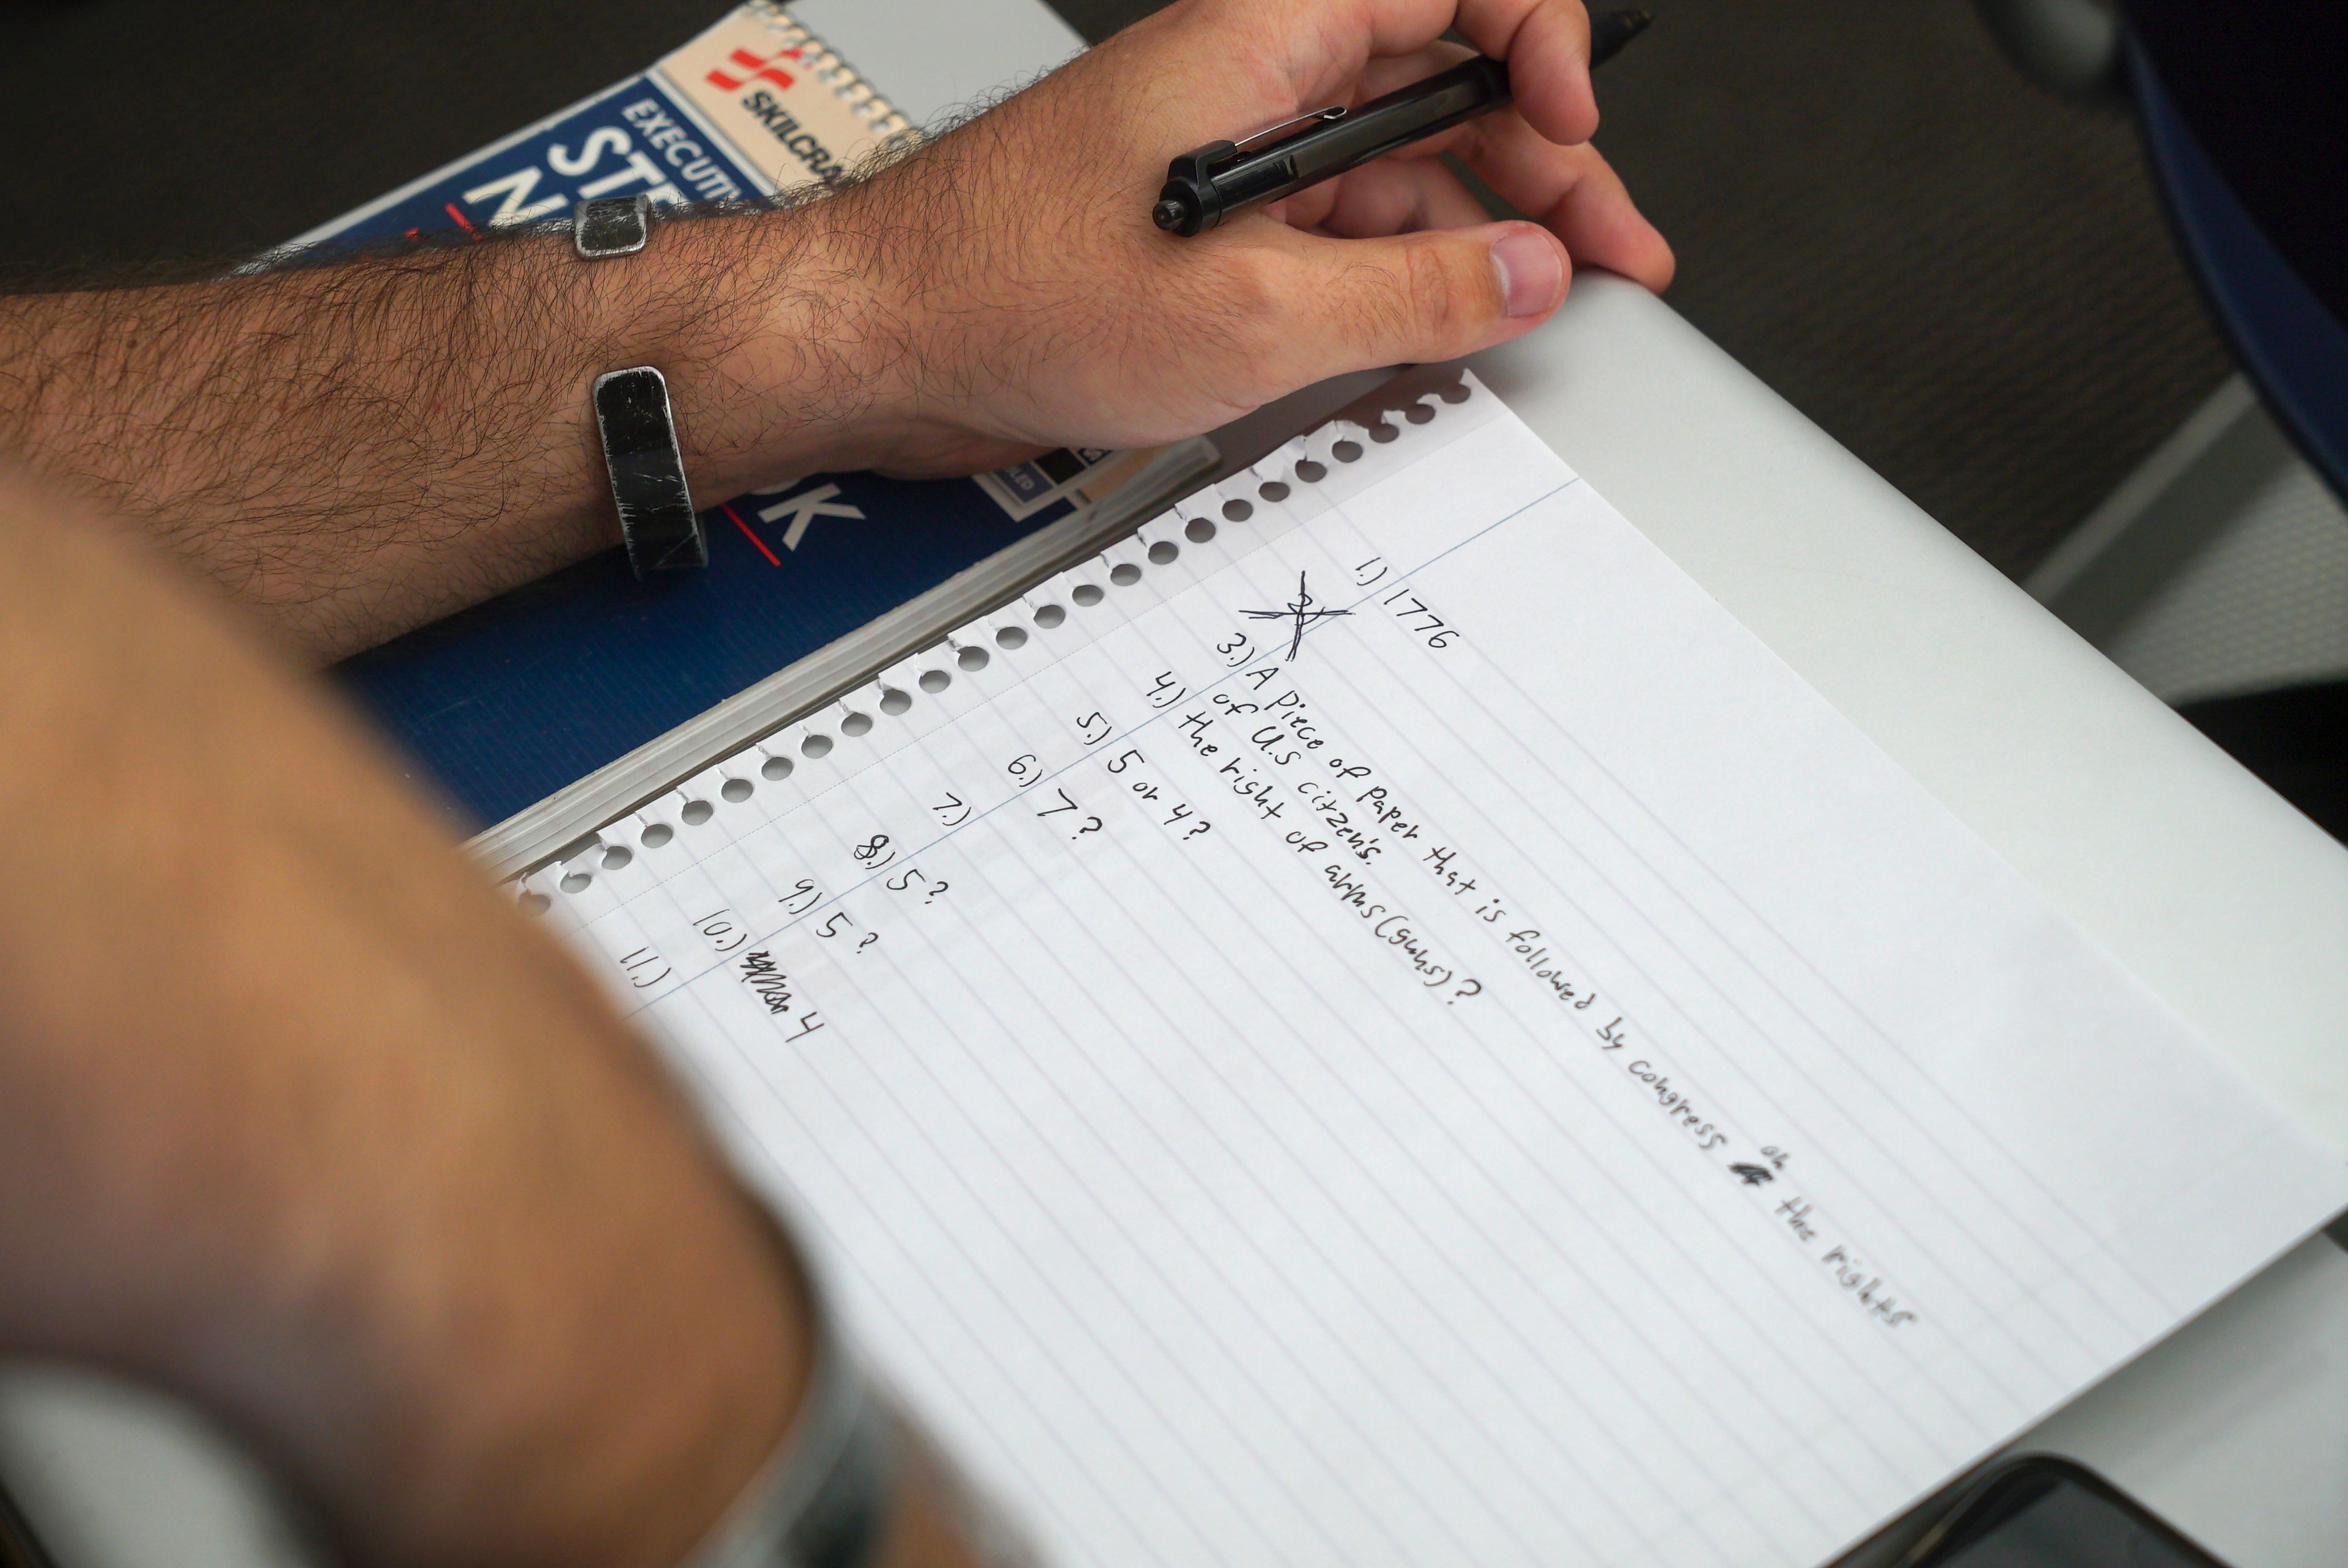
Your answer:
[753,482,865,551]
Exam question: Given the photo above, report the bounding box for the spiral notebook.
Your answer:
[519,376,2348,1568]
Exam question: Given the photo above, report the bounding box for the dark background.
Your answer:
[0,0,2231,577]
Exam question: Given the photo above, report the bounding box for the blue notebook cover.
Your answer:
[313,10,1103,830]
[339,473,1087,830]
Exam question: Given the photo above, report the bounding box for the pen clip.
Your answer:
[1232,104,1347,156]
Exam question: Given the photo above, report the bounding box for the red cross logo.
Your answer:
[706,46,799,94]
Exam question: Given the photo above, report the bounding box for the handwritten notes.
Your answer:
[524,378,2347,1568]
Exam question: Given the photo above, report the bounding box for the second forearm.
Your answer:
[0,464,812,1568]
[0,210,874,660]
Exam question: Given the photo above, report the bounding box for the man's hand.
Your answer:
[0,0,1666,661]
[771,0,1672,476]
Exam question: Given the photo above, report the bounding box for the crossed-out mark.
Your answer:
[1241,571,1351,661]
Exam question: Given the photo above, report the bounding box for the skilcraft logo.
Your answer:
[706,46,800,94]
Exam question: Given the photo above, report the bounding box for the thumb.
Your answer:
[1265,220,1570,375]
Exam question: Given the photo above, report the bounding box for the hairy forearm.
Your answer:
[0,210,885,660]
[0,466,808,1567]
[0,0,1672,668]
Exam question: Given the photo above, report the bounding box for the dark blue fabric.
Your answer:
[2123,0,2348,328]
[2130,34,2348,499]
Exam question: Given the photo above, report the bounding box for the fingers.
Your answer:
[1254,83,1671,293]
[1253,219,1570,383]
[1272,158,1491,237]
[1237,0,1597,145]
[1452,116,1674,290]
[1349,42,1482,108]
[1451,0,1598,144]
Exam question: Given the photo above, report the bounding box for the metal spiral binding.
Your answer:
[763,13,917,144]
[520,383,1475,907]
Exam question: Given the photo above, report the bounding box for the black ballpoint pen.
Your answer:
[1152,7,1652,237]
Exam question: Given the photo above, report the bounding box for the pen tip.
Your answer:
[1152,199,1187,232]
[1588,7,1653,67]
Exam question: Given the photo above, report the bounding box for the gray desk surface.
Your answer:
[6,4,2346,1565]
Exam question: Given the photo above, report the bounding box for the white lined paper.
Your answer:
[530,377,2348,1568]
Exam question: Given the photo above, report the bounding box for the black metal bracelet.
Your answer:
[592,366,707,577]
[578,194,707,579]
